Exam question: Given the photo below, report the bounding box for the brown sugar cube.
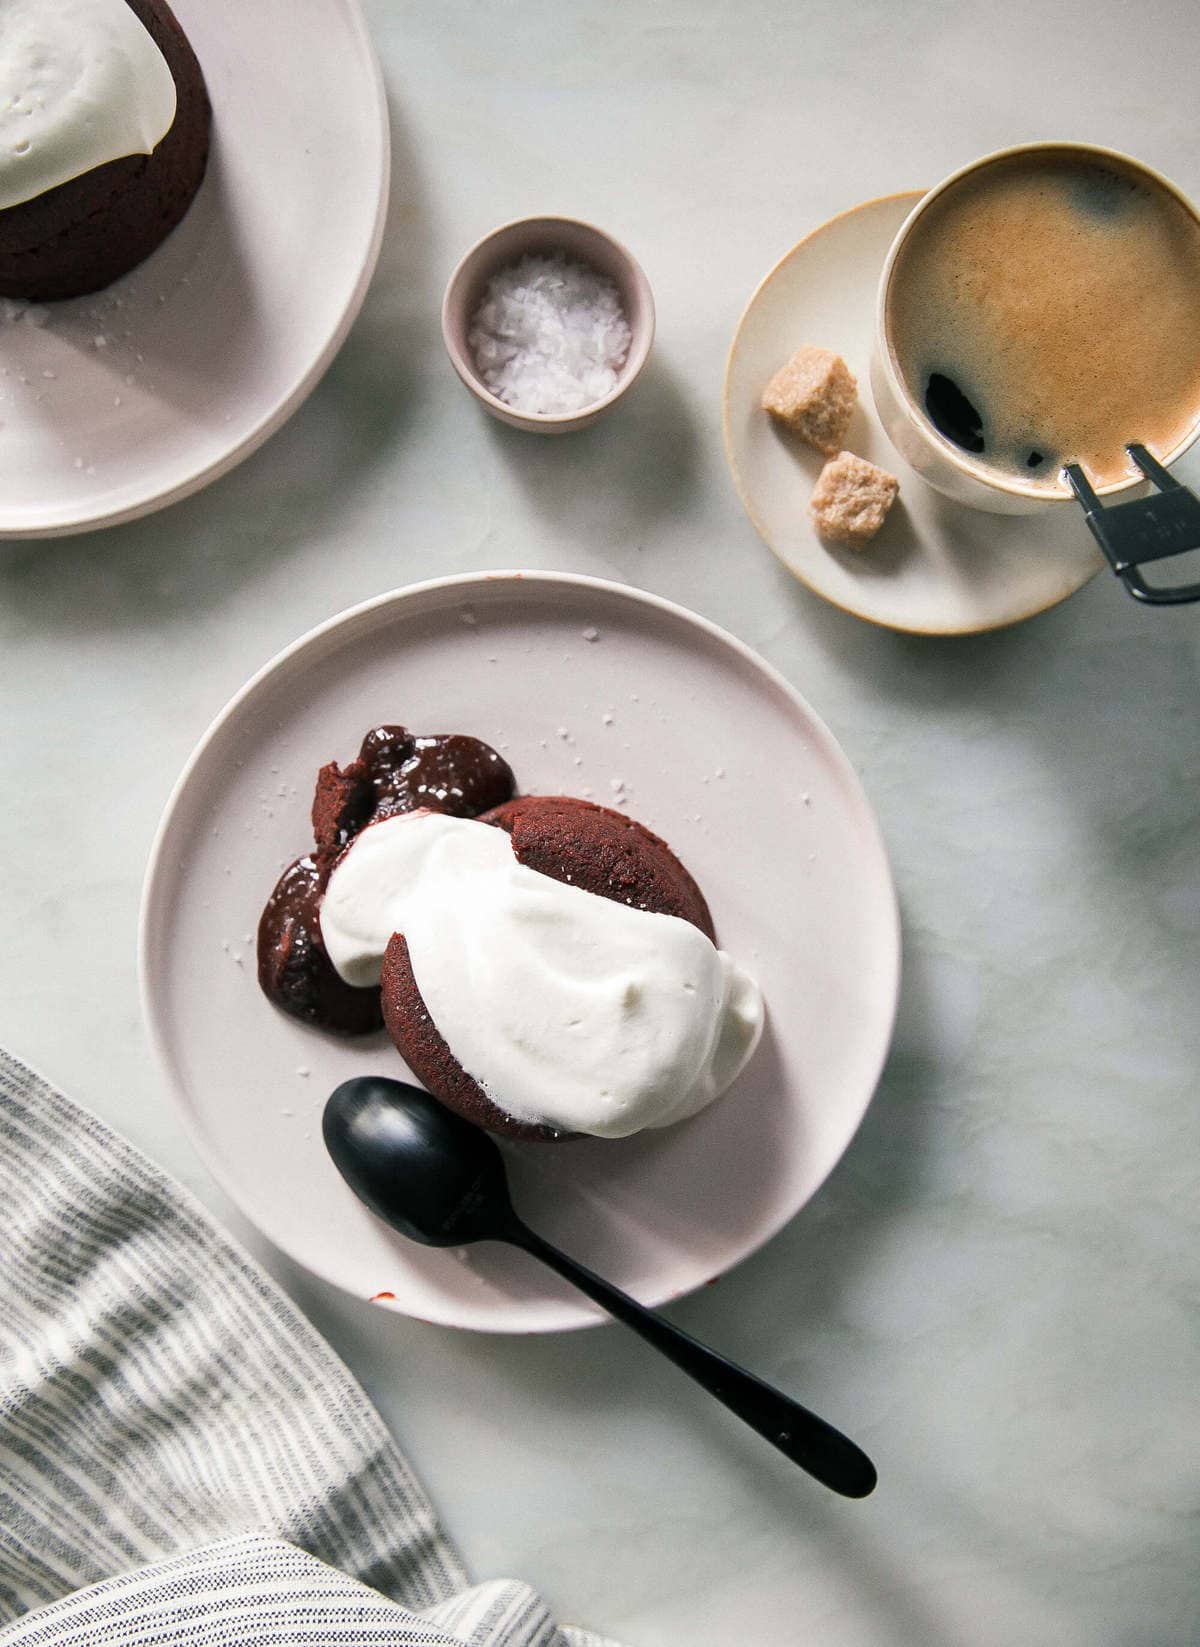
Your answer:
[809,450,899,547]
[761,346,857,454]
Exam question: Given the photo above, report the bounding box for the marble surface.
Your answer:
[2,2,1199,1643]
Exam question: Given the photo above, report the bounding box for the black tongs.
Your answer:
[1064,445,1200,605]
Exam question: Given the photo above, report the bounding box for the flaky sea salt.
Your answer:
[1,298,48,327]
[468,253,631,415]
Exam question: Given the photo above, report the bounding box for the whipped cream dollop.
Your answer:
[320,811,765,1139]
[0,0,177,213]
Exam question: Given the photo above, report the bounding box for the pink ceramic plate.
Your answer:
[140,573,900,1332]
[0,0,388,539]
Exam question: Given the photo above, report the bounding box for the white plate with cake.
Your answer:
[723,192,1111,635]
[140,571,901,1333]
[0,0,388,539]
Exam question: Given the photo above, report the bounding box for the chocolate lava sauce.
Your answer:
[257,855,384,1035]
[257,725,514,1034]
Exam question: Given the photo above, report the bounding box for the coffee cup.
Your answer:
[870,142,1200,516]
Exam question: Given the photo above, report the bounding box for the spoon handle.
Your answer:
[507,1221,876,1498]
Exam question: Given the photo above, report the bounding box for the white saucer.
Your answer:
[139,572,900,1333]
[723,192,1104,634]
[0,0,388,540]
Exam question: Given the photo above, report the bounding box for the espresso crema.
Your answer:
[886,149,1200,491]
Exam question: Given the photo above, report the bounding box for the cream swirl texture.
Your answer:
[0,0,177,213]
[320,811,764,1139]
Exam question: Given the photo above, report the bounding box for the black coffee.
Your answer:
[887,149,1200,490]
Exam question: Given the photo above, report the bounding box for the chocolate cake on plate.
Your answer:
[0,0,211,301]
[379,795,717,1140]
[259,724,762,1145]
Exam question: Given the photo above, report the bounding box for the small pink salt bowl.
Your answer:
[440,215,655,434]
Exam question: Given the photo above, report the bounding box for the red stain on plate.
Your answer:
[369,1290,396,1304]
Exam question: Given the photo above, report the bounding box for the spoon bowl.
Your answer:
[324,1074,514,1246]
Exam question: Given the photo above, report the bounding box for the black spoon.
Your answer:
[324,1075,877,1499]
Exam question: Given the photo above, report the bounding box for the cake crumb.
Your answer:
[582,626,600,642]
[809,450,899,546]
[762,345,857,454]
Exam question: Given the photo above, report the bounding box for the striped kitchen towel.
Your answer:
[0,1048,624,1647]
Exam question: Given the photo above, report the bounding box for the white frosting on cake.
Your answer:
[320,811,765,1139]
[0,0,177,213]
